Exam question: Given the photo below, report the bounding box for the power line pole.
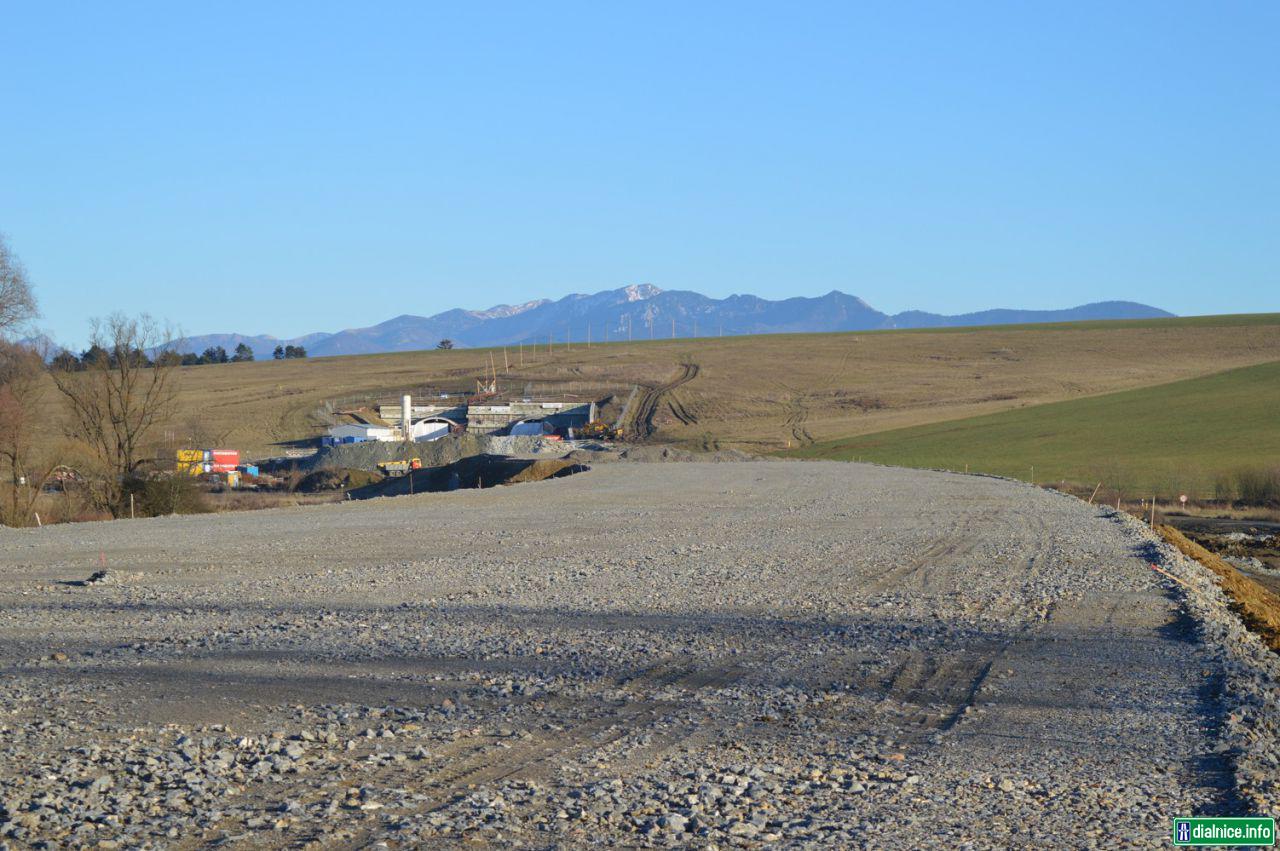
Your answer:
[671,317,675,339]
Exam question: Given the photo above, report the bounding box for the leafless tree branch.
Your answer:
[0,234,37,338]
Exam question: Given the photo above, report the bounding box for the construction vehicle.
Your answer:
[377,458,422,477]
[578,420,623,440]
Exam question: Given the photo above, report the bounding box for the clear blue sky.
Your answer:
[2,2,1276,347]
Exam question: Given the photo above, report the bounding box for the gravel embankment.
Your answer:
[0,461,1274,848]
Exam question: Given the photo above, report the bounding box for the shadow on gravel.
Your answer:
[1135,540,1245,816]
[1,595,1227,728]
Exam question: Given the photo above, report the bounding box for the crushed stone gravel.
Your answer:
[0,461,1274,848]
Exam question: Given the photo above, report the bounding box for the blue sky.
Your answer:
[2,2,1276,347]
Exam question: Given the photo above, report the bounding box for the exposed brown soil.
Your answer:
[1156,524,1280,654]
[294,467,386,492]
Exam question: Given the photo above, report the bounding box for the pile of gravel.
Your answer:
[301,434,486,472]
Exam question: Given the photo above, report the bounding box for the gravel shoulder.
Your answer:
[0,461,1273,848]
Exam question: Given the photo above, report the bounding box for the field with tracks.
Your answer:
[66,314,1280,461]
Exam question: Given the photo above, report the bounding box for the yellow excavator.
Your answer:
[578,420,623,441]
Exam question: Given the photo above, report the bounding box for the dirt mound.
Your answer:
[505,459,581,483]
[295,468,384,492]
[351,455,587,498]
[1157,524,1280,653]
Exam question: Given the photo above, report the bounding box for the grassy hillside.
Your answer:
[28,313,1280,464]
[783,360,1280,499]
[876,311,1280,335]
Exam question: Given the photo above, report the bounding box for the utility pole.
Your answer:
[519,341,524,367]
[503,347,509,372]
[547,333,551,354]
[587,322,591,348]
[671,317,675,339]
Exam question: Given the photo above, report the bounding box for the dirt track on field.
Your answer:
[624,361,700,440]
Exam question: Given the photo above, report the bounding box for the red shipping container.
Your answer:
[211,450,239,464]
[211,463,237,473]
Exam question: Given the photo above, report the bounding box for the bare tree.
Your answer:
[51,314,180,516]
[0,236,45,525]
[0,234,37,337]
[0,341,56,525]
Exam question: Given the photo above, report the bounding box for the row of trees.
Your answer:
[1,232,313,526]
[0,234,190,524]
[183,343,256,365]
[48,340,312,372]
[174,342,307,364]
[51,343,188,371]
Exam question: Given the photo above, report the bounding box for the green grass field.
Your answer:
[784,359,1280,499]
[870,312,1280,335]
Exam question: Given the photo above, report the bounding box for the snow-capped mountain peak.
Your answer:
[467,299,550,320]
[623,284,662,302]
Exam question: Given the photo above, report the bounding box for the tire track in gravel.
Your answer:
[875,644,1003,742]
[864,503,1055,745]
[406,659,750,807]
[863,507,996,595]
[282,656,755,849]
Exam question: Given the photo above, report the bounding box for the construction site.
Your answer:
[321,354,624,448]
[7,337,1280,846]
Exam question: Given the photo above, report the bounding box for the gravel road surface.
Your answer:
[0,461,1269,848]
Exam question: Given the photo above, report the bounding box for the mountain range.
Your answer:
[174,286,1173,359]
